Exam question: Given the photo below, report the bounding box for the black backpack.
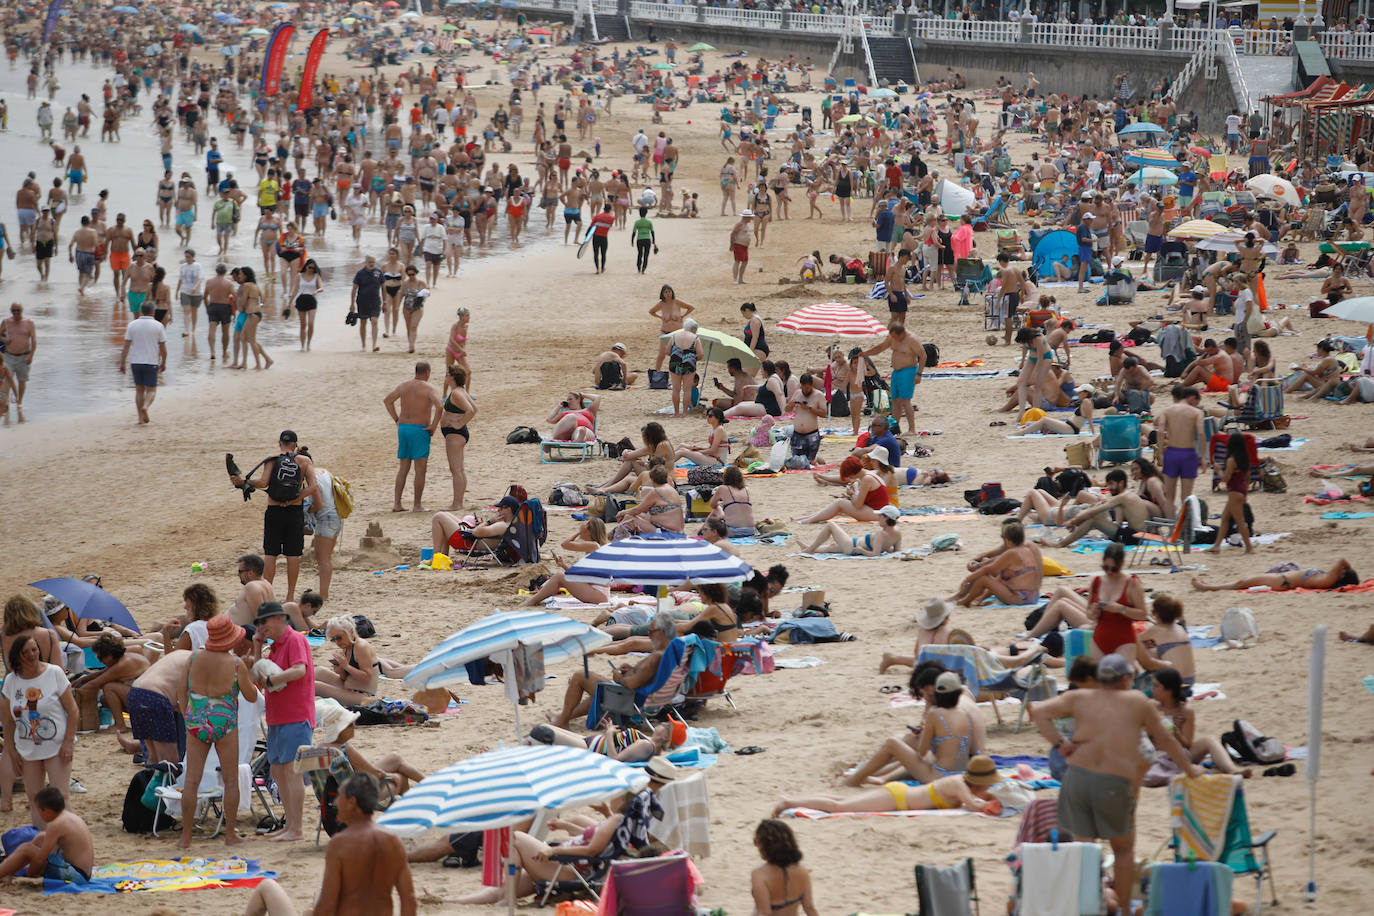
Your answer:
[923,342,940,368]
[1056,467,1092,497]
[266,452,302,502]
[122,770,159,835]
[505,426,541,444]
[1221,719,1285,765]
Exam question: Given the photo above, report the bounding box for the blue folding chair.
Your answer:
[1097,414,1142,467]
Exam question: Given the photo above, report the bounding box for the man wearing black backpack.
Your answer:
[230,430,318,603]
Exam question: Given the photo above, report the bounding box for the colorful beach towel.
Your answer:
[44,857,277,895]
[1319,511,1374,519]
[1169,774,1238,863]
[789,547,935,561]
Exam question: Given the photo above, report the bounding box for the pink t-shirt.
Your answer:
[265,628,316,728]
[952,224,975,261]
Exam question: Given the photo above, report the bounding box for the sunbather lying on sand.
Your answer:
[802,505,902,555]
[771,754,1002,816]
[1192,558,1360,592]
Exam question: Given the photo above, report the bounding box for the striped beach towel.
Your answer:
[1170,773,1239,862]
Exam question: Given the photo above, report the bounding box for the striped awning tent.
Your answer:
[777,301,890,337]
[564,532,752,586]
[403,610,612,690]
[377,745,649,837]
[1124,148,1183,169]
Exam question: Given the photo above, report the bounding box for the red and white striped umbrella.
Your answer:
[777,302,889,337]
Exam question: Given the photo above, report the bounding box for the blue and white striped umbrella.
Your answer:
[403,610,611,690]
[1118,121,1167,136]
[564,532,752,587]
[377,745,649,837]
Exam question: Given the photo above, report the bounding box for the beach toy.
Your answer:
[192,561,207,573]
[395,564,410,571]
[420,548,435,562]
[431,553,453,570]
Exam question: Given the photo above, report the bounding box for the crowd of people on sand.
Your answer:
[3,0,1374,912]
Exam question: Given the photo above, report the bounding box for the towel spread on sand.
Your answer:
[922,369,1013,380]
[44,857,277,895]
[728,533,792,545]
[789,547,935,561]
[1257,437,1309,451]
[1005,432,1095,439]
[1320,511,1374,519]
[1070,532,1290,553]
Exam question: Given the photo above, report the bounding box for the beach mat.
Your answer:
[789,547,936,561]
[1319,511,1374,519]
[44,857,277,895]
[1005,432,1094,439]
[1238,578,1374,595]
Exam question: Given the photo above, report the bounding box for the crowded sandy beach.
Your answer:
[2,1,1373,914]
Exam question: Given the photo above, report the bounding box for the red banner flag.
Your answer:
[296,29,330,112]
[260,23,295,96]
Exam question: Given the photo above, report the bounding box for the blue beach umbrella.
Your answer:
[1118,121,1167,136]
[404,610,611,691]
[29,578,141,633]
[564,531,753,587]
[111,5,140,12]
[376,744,649,835]
[1126,167,1178,186]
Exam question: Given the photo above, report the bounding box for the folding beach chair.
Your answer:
[1097,413,1142,467]
[293,745,396,845]
[588,639,695,729]
[1011,838,1103,916]
[954,258,993,306]
[150,757,225,840]
[914,857,979,916]
[1223,378,1284,430]
[683,641,754,711]
[598,854,695,915]
[538,791,664,905]
[1209,432,1261,492]
[457,499,543,567]
[1140,861,1233,916]
[541,405,598,463]
[1130,495,1205,569]
[915,645,1054,731]
[1168,774,1278,913]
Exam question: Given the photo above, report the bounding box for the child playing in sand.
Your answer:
[0,786,94,887]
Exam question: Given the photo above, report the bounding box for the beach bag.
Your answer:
[1222,719,1284,765]
[603,493,635,523]
[352,615,376,639]
[1219,606,1259,644]
[549,483,585,506]
[980,482,1005,503]
[923,342,940,367]
[266,451,303,502]
[505,426,541,444]
[354,698,429,726]
[1122,388,1151,414]
[602,436,634,459]
[445,831,482,868]
[766,439,790,472]
[829,388,851,417]
[979,497,1020,515]
[1064,441,1092,468]
[1056,467,1092,496]
[647,369,670,389]
[331,474,355,519]
[1260,459,1287,493]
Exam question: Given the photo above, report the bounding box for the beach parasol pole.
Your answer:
[1305,624,1326,902]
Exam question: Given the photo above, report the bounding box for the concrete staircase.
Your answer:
[594,13,631,42]
[1237,54,1294,111]
[867,36,917,86]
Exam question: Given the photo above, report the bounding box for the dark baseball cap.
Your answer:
[279,430,298,444]
[496,495,521,511]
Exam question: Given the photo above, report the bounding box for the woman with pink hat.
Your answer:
[175,614,258,849]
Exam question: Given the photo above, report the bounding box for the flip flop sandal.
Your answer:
[989,420,1007,427]
[734,745,766,756]
[878,685,903,694]
[1263,763,1296,777]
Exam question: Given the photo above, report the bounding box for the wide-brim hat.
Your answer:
[204,614,247,653]
[645,756,682,783]
[916,597,953,631]
[317,697,361,744]
[964,754,1001,786]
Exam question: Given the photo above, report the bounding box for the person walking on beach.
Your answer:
[351,255,384,352]
[383,362,443,513]
[117,303,166,426]
[67,216,98,296]
[105,213,134,301]
[730,211,753,284]
[229,431,318,602]
[1,303,36,408]
[176,249,203,341]
[251,601,315,844]
[862,322,925,436]
[1030,654,1204,910]
[588,202,614,273]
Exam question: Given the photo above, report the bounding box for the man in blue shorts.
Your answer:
[1076,214,1096,293]
[861,322,925,436]
[383,361,443,512]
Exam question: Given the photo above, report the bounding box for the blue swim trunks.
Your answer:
[397,422,432,460]
[127,291,147,315]
[312,202,329,219]
[891,365,918,400]
[45,849,91,884]
[176,209,194,227]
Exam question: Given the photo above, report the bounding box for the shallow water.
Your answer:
[0,54,553,426]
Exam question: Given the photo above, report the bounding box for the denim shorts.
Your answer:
[308,508,342,540]
[267,721,313,766]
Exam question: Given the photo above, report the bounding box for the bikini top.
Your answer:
[931,708,971,767]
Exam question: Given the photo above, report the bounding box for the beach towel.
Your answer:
[1188,625,1222,649]
[902,474,971,489]
[782,806,998,820]
[1070,532,1290,553]
[728,533,791,545]
[1238,578,1374,595]
[1018,843,1102,916]
[789,547,935,561]
[1144,862,1233,916]
[1170,774,1238,863]
[977,596,1048,611]
[1005,432,1095,439]
[772,656,824,668]
[43,857,277,895]
[900,505,978,518]
[770,618,837,643]
[1319,511,1374,519]
[647,771,711,859]
[922,369,1012,380]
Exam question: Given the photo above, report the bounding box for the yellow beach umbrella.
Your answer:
[1168,219,1226,240]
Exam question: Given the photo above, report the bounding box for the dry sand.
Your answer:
[2,10,1373,915]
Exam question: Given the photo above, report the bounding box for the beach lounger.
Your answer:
[915,645,1053,731]
[588,638,694,729]
[914,857,980,916]
[457,498,544,568]
[537,790,665,905]
[1168,773,1278,913]
[541,404,598,463]
[683,641,755,711]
